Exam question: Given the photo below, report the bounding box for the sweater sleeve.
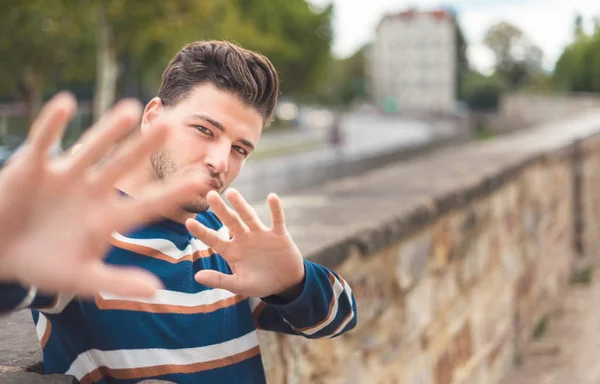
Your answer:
[249,260,357,338]
[0,283,73,314]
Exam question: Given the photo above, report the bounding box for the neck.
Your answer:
[115,160,195,225]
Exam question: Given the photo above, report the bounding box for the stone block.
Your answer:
[405,276,434,336]
[0,372,74,384]
[433,267,459,316]
[396,231,432,291]
[400,354,433,384]
[435,349,453,384]
[0,310,40,369]
[450,322,473,367]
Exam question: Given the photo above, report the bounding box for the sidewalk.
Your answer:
[500,267,600,384]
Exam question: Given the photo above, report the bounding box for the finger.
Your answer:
[62,99,142,179]
[207,190,247,237]
[194,270,239,293]
[88,122,168,188]
[69,263,163,299]
[225,188,266,231]
[26,92,76,159]
[111,177,204,233]
[186,218,228,252]
[268,193,287,235]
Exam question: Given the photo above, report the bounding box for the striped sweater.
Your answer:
[0,211,357,383]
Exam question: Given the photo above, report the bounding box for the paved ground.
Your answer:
[232,111,465,203]
[500,267,600,384]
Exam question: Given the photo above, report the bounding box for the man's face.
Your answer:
[143,83,263,213]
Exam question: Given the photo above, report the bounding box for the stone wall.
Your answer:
[487,92,600,133]
[3,110,600,383]
[251,110,600,383]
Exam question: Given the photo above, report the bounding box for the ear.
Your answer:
[141,97,164,133]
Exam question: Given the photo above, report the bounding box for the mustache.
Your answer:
[209,171,224,189]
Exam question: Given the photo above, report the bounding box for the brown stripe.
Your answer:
[252,301,267,330]
[332,310,353,335]
[95,294,246,314]
[40,319,52,349]
[109,237,215,263]
[297,272,338,332]
[252,301,267,320]
[78,345,261,384]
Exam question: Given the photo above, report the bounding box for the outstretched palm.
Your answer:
[187,189,305,299]
[0,93,200,298]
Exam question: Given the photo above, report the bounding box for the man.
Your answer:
[0,41,357,383]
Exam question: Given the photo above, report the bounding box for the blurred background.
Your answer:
[1,0,599,201]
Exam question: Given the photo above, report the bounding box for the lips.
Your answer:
[208,178,222,190]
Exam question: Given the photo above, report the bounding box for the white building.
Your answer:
[369,9,457,114]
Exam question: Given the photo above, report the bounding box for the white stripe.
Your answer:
[341,278,353,304]
[248,297,262,312]
[330,279,355,337]
[35,313,48,341]
[39,294,75,314]
[295,275,345,336]
[98,288,238,307]
[217,224,231,240]
[66,330,259,379]
[15,286,37,310]
[111,226,229,260]
[330,312,354,337]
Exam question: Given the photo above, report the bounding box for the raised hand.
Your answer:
[186,188,305,299]
[0,92,201,298]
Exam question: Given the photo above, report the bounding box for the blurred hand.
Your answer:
[187,189,305,299]
[0,92,200,298]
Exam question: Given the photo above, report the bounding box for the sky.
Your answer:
[307,0,600,74]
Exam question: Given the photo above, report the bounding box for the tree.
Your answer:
[228,0,333,98]
[574,14,584,38]
[328,44,369,106]
[483,21,544,88]
[89,0,222,120]
[553,26,600,93]
[461,71,509,111]
[0,0,94,122]
[1,0,336,124]
[454,15,470,101]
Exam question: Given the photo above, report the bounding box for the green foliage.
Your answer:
[0,0,334,121]
[327,44,369,106]
[461,72,509,111]
[0,0,94,113]
[483,21,544,89]
[553,27,600,93]
[222,0,333,98]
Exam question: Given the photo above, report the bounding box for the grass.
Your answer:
[571,266,594,285]
[532,314,550,340]
[474,123,495,141]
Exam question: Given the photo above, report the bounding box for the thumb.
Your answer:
[195,270,239,293]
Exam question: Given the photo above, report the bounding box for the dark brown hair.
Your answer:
[158,40,279,127]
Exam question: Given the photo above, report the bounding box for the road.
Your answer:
[231,110,466,203]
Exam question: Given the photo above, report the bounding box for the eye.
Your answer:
[232,145,248,156]
[194,125,213,136]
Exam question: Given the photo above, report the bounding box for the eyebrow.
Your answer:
[191,114,255,151]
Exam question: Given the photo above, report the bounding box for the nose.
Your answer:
[204,142,229,174]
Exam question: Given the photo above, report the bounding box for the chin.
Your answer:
[181,197,210,214]
[181,203,210,214]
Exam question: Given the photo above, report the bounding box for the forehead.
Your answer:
[172,83,264,140]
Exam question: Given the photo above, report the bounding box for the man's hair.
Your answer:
[158,40,279,127]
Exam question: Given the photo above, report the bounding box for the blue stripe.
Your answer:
[74,300,257,350]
